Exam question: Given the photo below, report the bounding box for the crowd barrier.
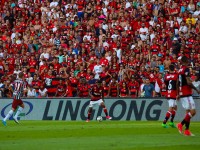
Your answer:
[0,98,199,121]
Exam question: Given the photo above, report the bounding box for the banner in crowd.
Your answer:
[0,98,199,121]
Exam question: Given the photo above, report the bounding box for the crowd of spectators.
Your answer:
[0,0,200,98]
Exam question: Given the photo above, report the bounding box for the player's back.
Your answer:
[165,73,178,99]
[13,79,26,100]
[178,65,192,97]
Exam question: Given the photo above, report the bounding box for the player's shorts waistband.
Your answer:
[167,98,176,100]
[180,95,192,98]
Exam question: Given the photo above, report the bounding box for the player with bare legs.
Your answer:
[86,80,112,122]
[177,56,200,136]
[162,65,178,128]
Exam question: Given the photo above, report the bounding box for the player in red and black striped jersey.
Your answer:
[177,56,200,136]
[86,80,112,122]
[2,72,27,126]
[162,65,178,128]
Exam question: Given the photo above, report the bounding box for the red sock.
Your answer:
[170,110,176,122]
[184,113,192,130]
[184,113,191,122]
[87,109,93,120]
[166,111,171,118]
[103,108,108,116]
[163,111,171,123]
[87,113,91,120]
[171,110,176,116]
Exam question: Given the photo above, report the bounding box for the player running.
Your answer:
[86,80,112,122]
[2,72,27,126]
[162,65,178,128]
[177,56,200,136]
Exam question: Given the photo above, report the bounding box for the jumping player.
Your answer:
[86,80,112,122]
[162,64,178,128]
[2,72,27,126]
[177,56,200,136]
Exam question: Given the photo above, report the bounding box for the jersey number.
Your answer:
[179,75,182,86]
[168,80,172,90]
[14,83,21,92]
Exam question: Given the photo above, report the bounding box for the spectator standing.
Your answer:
[172,38,181,56]
[13,65,22,79]
[142,78,155,98]
[93,59,103,79]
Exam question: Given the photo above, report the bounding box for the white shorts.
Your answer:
[168,99,177,108]
[180,96,196,110]
[89,99,104,108]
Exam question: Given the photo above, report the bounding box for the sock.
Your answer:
[103,108,108,116]
[185,112,192,130]
[163,111,171,124]
[87,108,93,120]
[185,121,190,130]
[14,107,23,119]
[170,110,176,122]
[3,110,14,121]
[181,119,186,126]
[185,112,192,122]
[181,112,192,128]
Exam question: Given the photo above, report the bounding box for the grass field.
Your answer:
[0,121,199,150]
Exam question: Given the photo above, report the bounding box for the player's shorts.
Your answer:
[89,99,104,108]
[167,99,177,108]
[180,96,195,110]
[12,99,23,110]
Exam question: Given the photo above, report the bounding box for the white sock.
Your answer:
[3,110,14,121]
[14,107,23,119]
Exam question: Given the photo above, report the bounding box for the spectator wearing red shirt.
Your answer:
[119,81,129,97]
[0,0,199,98]
[55,79,66,97]
[128,75,139,98]
[77,78,90,97]
[29,55,37,76]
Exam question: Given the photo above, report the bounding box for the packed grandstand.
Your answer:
[0,0,199,98]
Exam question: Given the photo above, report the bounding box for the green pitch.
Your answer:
[0,121,200,150]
